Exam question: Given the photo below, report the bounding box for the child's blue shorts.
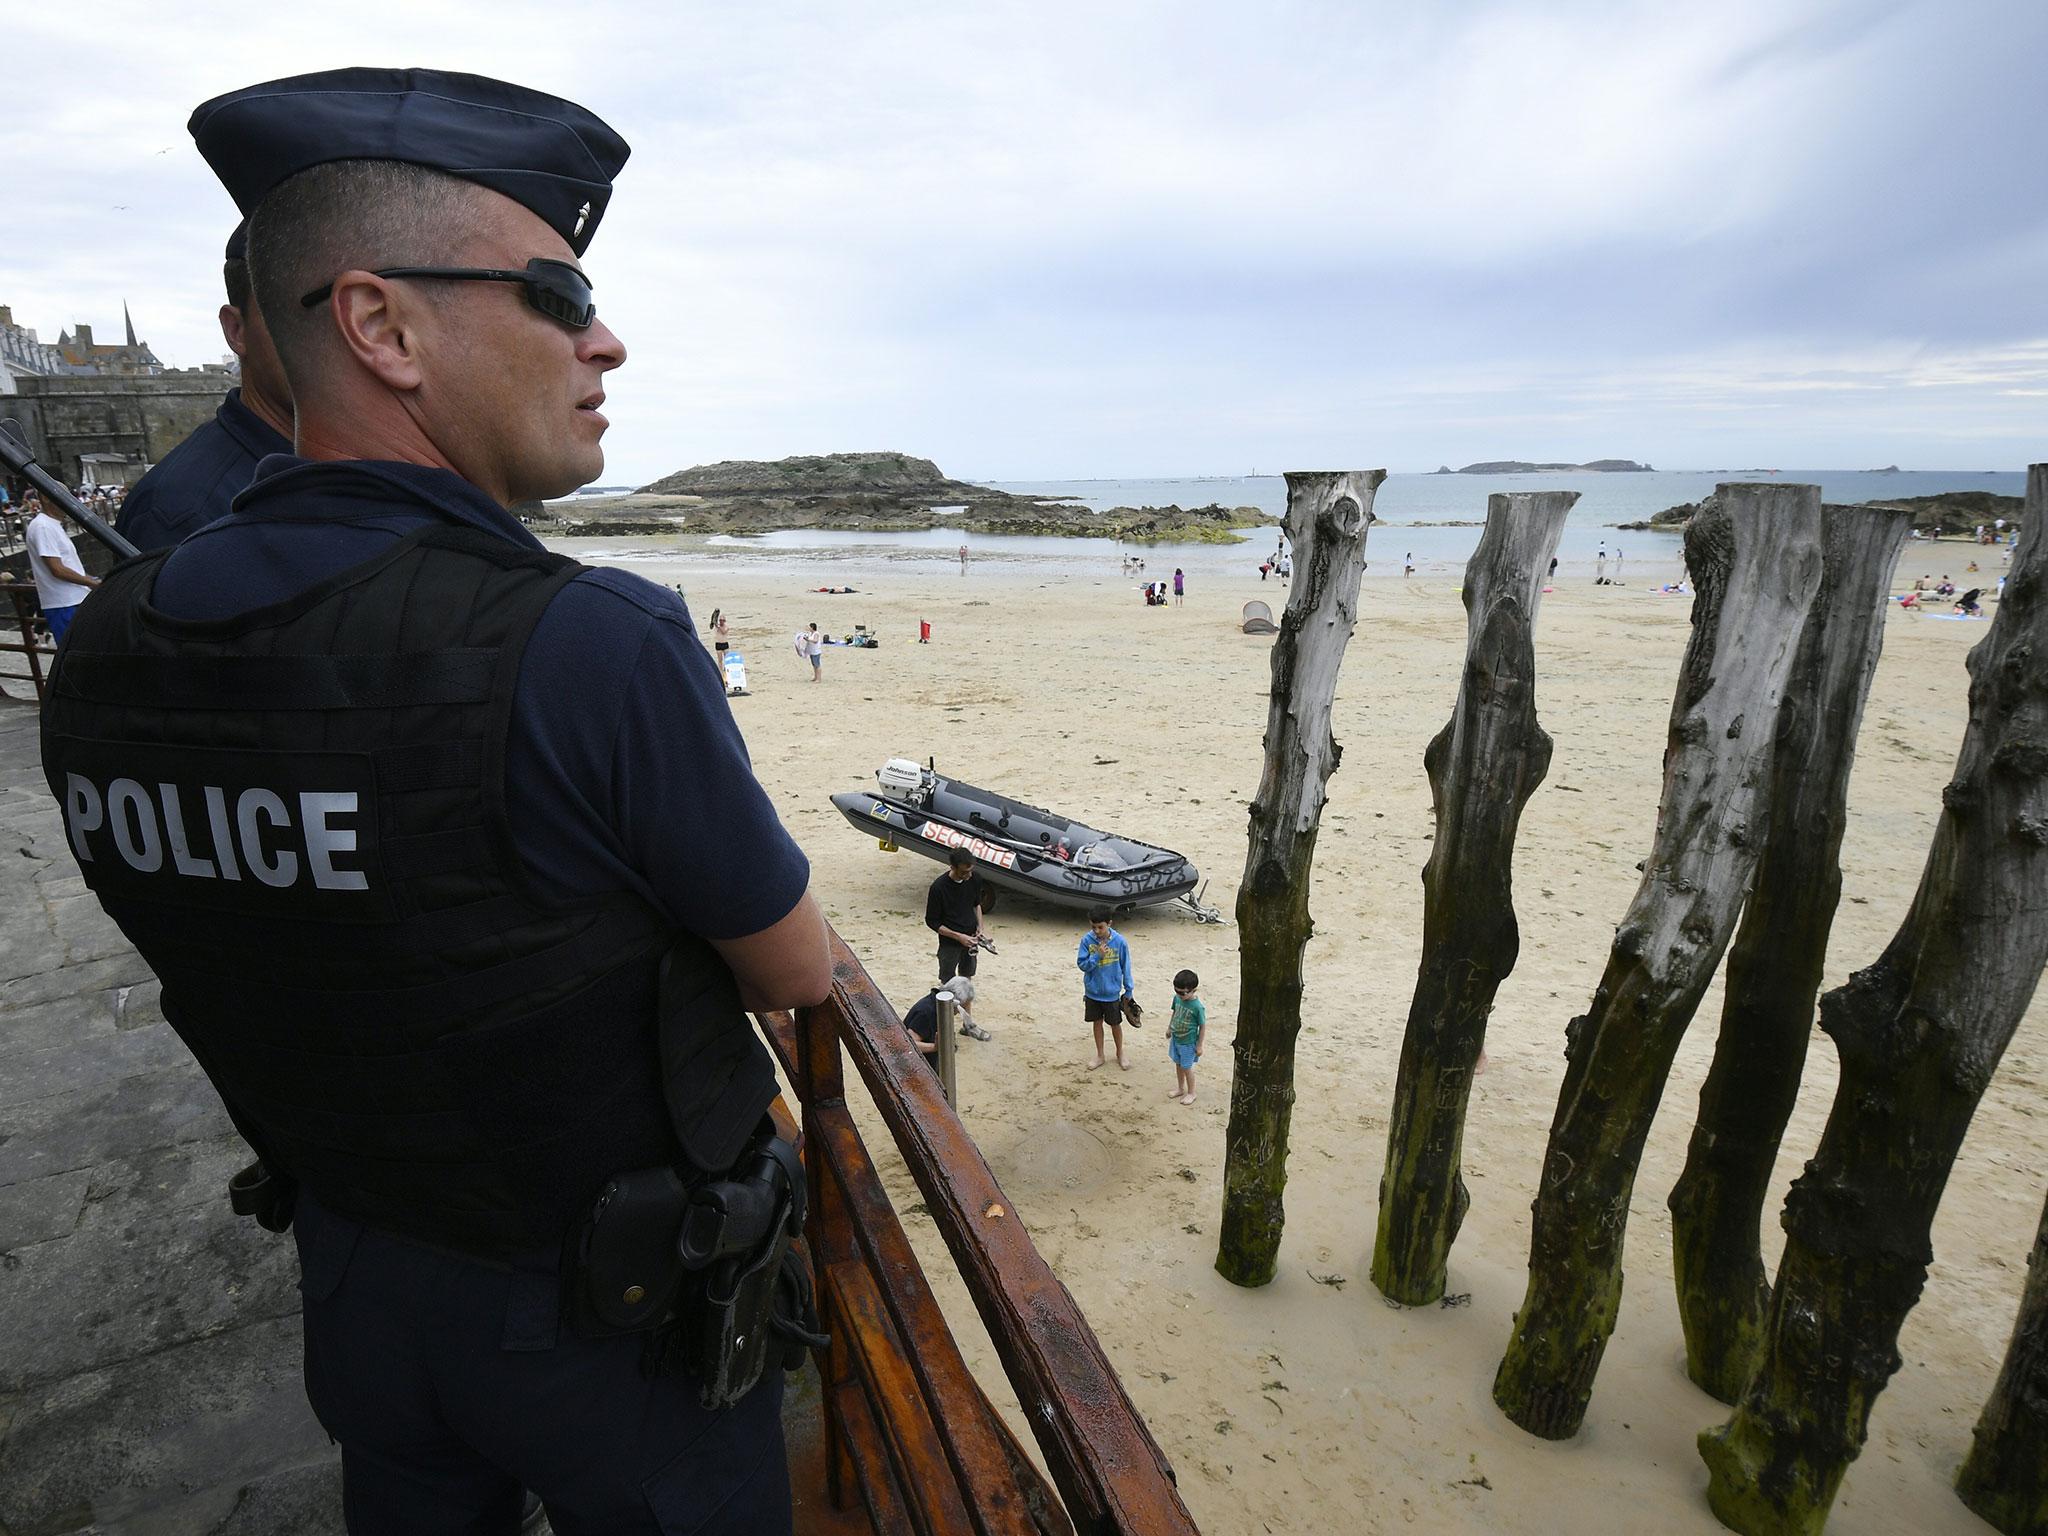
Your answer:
[1169,1040,1199,1069]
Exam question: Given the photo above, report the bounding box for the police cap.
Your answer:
[189,68,629,256]
[225,219,248,261]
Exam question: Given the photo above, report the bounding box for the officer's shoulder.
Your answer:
[531,568,699,668]
[550,566,692,626]
[130,418,240,506]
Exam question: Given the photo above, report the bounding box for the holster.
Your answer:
[568,1126,821,1409]
[566,943,825,1408]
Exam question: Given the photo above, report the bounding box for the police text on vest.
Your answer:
[64,775,369,890]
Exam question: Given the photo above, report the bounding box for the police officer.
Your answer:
[115,220,294,550]
[42,68,831,1534]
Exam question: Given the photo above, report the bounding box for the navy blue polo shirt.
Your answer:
[147,455,809,940]
[117,388,293,551]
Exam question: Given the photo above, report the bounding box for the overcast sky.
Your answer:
[5,0,2043,482]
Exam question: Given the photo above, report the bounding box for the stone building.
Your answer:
[1,373,229,488]
[0,304,68,390]
[1,302,227,487]
[56,307,164,376]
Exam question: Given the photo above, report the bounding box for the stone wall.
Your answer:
[0,373,230,487]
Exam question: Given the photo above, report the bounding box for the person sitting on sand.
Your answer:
[1078,909,1136,1071]
[903,975,989,1062]
[1955,587,1983,616]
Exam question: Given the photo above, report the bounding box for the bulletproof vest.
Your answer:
[41,525,777,1262]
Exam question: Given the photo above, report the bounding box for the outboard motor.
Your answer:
[877,757,935,807]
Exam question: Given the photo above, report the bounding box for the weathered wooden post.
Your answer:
[1700,466,2048,1536]
[1216,469,1383,1288]
[1958,1184,2048,1535]
[1493,484,1824,1439]
[1667,502,1912,1401]
[1371,490,1575,1305]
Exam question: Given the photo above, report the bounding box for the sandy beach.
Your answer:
[567,534,2036,1535]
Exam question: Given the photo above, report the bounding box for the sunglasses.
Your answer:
[299,258,596,328]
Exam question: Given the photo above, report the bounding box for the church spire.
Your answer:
[124,302,138,348]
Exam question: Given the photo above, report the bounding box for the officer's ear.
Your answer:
[218,304,248,360]
[324,272,427,394]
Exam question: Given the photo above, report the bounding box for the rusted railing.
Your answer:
[762,930,1200,1535]
[1,580,53,702]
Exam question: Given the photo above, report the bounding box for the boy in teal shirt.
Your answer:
[1167,969,1206,1105]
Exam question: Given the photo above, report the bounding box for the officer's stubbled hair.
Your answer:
[246,160,487,393]
[222,258,251,313]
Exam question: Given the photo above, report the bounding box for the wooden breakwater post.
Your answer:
[1700,465,2048,1536]
[1492,484,1824,1439]
[1216,469,1383,1289]
[1959,1182,2048,1535]
[1666,501,1911,1402]
[1371,489,1575,1305]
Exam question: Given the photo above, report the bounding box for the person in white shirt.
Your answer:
[795,621,824,681]
[24,493,100,643]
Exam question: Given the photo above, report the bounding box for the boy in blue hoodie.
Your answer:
[1078,908,1136,1071]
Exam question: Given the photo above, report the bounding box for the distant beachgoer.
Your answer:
[1259,560,1271,581]
[1956,588,1983,616]
[1549,555,1558,578]
[796,622,824,680]
[1596,545,1609,584]
[1404,553,1414,578]
[1079,909,1136,1071]
[1614,548,1624,582]
[1277,554,1291,584]
[1913,575,1927,592]
[959,543,968,569]
[918,618,932,644]
[1173,567,1185,605]
[710,607,730,654]
[1167,969,1206,1106]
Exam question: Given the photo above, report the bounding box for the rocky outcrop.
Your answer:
[1863,490,2023,536]
[639,451,983,499]
[1436,459,1653,474]
[1617,502,1700,531]
[536,485,1273,544]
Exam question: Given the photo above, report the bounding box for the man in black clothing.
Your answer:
[116,221,294,551]
[925,850,993,1038]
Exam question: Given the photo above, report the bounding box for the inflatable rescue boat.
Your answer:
[830,759,1219,919]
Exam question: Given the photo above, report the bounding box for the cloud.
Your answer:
[5,0,2042,477]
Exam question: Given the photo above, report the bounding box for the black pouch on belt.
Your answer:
[566,1165,692,1336]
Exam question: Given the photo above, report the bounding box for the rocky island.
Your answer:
[1615,489,2024,534]
[1432,458,1653,474]
[529,452,1273,544]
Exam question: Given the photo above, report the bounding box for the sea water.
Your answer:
[562,468,2025,587]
